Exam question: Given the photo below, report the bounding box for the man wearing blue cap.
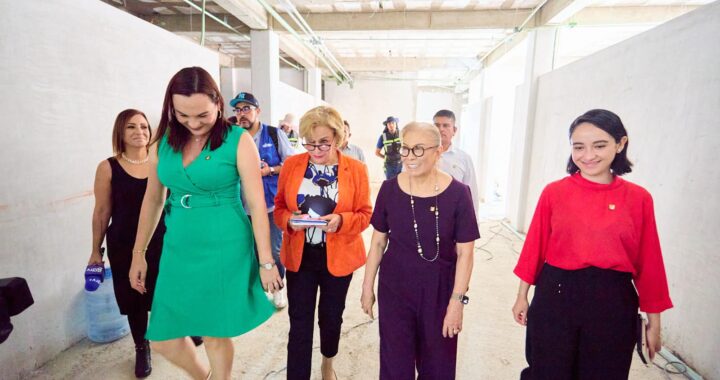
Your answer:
[375,116,402,179]
[229,92,295,309]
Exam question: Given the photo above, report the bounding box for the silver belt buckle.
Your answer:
[180,194,192,209]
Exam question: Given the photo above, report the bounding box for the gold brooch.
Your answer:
[608,204,616,210]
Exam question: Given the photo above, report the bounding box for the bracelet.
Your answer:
[133,248,147,255]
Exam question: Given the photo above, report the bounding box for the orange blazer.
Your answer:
[274,151,371,276]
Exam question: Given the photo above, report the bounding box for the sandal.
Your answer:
[84,263,105,291]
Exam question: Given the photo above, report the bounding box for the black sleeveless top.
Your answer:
[104,157,165,314]
[106,157,165,249]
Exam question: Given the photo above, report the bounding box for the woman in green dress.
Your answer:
[129,67,281,380]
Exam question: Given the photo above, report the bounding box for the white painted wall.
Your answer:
[280,67,305,92]
[0,1,219,378]
[325,79,417,182]
[415,89,454,123]
[522,3,720,377]
[275,82,325,127]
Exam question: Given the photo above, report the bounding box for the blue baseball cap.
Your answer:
[229,92,260,108]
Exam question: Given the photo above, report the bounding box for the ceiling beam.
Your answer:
[278,34,318,70]
[538,0,590,25]
[340,57,449,72]
[144,14,250,34]
[480,4,696,67]
[569,5,699,25]
[212,0,268,29]
[270,10,533,31]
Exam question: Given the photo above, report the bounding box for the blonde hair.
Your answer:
[299,106,346,146]
[400,121,441,146]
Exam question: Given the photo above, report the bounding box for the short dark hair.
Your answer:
[433,109,456,121]
[566,109,633,176]
[112,109,151,154]
[155,67,230,152]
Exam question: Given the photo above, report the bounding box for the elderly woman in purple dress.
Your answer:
[361,122,480,379]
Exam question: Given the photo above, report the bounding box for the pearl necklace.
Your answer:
[121,152,149,165]
[409,173,440,262]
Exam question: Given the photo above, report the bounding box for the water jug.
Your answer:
[84,266,130,343]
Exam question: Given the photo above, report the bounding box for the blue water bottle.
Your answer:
[84,266,130,343]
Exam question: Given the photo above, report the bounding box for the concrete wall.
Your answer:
[280,67,305,92]
[275,82,325,126]
[0,1,219,378]
[522,3,720,377]
[325,79,417,182]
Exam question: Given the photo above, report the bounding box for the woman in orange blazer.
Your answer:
[274,106,371,380]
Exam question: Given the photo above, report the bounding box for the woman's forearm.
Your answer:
[91,209,111,254]
[451,242,474,296]
[132,191,165,254]
[517,280,531,299]
[249,202,273,263]
[363,232,387,290]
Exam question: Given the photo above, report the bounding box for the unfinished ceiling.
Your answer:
[100,0,711,86]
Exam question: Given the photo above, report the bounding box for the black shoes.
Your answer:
[190,336,204,346]
[134,340,152,378]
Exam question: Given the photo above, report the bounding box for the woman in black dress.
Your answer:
[87,109,165,378]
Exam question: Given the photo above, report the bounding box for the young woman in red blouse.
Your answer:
[512,109,673,379]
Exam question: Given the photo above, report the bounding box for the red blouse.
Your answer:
[514,173,673,313]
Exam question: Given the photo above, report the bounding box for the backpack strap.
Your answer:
[267,125,280,155]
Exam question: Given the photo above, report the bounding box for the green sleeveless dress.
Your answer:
[146,126,274,340]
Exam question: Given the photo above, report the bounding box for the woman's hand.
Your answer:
[129,256,147,294]
[442,301,464,338]
[289,214,311,232]
[360,285,376,319]
[646,314,662,360]
[319,213,342,233]
[260,266,283,294]
[88,251,103,265]
[512,296,529,326]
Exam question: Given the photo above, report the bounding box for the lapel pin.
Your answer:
[609,204,616,210]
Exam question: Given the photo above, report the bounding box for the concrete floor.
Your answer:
[28,218,676,379]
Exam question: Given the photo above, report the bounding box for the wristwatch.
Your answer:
[452,292,469,305]
[260,262,276,270]
[269,166,276,175]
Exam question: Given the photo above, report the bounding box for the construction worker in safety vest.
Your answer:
[375,116,402,179]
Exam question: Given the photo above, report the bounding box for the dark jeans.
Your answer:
[521,264,638,380]
[286,243,353,380]
[384,162,402,179]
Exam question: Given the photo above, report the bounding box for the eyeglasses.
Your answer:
[400,145,439,157]
[302,141,334,151]
[233,105,256,114]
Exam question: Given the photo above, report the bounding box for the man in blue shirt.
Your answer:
[230,92,295,309]
[374,116,402,179]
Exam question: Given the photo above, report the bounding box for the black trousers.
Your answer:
[127,311,148,347]
[286,244,353,380]
[521,264,638,380]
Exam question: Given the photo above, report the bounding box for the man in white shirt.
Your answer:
[340,120,366,163]
[433,110,479,212]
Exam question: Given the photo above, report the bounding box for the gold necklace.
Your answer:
[409,172,440,262]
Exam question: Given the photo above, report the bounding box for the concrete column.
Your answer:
[306,67,322,102]
[506,28,556,231]
[219,66,236,118]
[251,29,279,125]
